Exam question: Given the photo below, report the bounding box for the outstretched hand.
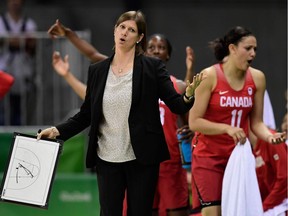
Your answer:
[47,19,67,39]
[52,51,70,77]
[267,131,286,144]
[185,72,204,97]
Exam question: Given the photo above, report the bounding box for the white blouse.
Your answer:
[97,66,136,162]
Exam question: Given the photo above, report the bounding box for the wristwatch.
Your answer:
[184,93,194,101]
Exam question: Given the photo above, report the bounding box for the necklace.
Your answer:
[113,53,134,74]
[115,61,131,73]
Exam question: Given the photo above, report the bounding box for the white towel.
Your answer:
[263,198,288,216]
[222,140,264,216]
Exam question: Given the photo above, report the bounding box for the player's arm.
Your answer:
[48,19,108,63]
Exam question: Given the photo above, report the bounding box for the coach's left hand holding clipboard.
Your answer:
[0,132,63,209]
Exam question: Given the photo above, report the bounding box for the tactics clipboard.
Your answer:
[0,132,63,209]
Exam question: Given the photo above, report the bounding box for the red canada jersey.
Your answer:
[193,64,256,157]
[253,131,288,211]
[159,76,181,163]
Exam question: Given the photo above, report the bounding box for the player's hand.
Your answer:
[47,19,67,39]
[177,125,194,140]
[185,72,204,98]
[52,51,70,77]
[267,132,286,144]
[226,126,247,144]
[186,46,194,72]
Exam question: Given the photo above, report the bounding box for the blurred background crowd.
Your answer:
[0,0,286,127]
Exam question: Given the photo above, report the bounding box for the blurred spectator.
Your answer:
[0,0,37,125]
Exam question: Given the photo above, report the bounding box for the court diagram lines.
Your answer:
[8,147,41,190]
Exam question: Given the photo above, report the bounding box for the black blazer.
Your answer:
[56,54,194,168]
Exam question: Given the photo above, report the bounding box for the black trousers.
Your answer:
[95,157,160,216]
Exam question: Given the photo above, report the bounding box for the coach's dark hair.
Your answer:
[115,10,147,54]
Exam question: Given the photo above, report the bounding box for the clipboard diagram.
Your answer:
[0,132,63,209]
[8,146,40,189]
